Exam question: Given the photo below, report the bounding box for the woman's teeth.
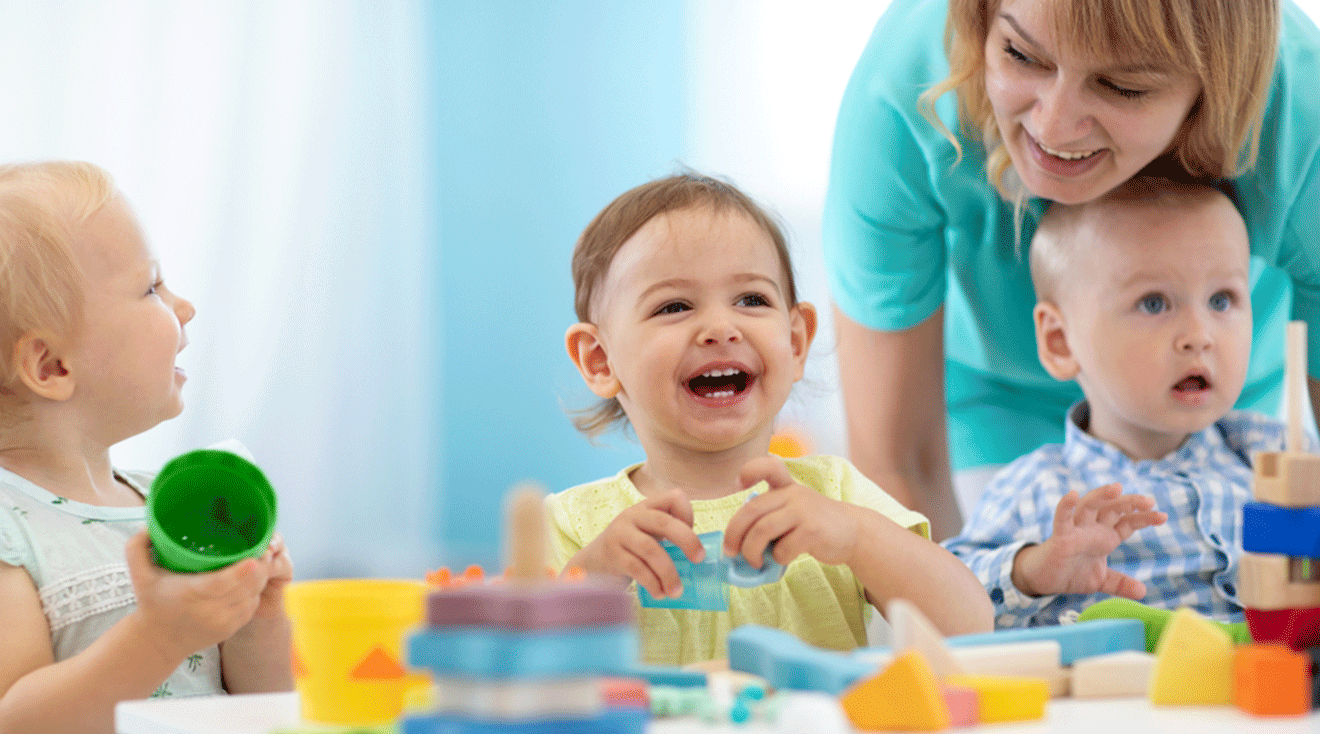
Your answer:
[1038,141,1100,160]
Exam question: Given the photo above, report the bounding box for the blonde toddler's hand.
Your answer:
[723,456,860,569]
[1011,483,1167,598]
[249,532,293,622]
[124,531,271,661]
[570,489,702,600]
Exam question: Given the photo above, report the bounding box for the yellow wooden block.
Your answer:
[942,674,1049,723]
[1149,607,1233,705]
[841,649,950,731]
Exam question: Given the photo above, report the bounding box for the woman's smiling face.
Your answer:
[983,0,1202,204]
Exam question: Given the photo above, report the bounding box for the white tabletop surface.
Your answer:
[114,690,1320,734]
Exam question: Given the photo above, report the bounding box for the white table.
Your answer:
[115,691,1320,734]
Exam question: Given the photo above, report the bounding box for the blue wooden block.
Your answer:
[408,624,635,679]
[727,625,876,694]
[1243,502,1320,557]
[942,619,1145,665]
[621,664,708,688]
[401,707,648,734]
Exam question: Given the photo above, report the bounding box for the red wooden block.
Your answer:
[1246,606,1320,651]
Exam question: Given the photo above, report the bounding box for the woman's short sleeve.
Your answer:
[823,70,948,332]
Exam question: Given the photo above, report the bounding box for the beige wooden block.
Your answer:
[1252,451,1320,507]
[955,641,1069,698]
[1239,552,1320,611]
[1072,650,1155,698]
[888,598,966,678]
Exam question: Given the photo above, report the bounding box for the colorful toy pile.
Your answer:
[402,486,649,734]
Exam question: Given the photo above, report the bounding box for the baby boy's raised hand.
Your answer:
[723,456,860,569]
[568,489,703,600]
[1011,483,1167,599]
[123,531,272,664]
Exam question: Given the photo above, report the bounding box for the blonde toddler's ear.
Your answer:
[790,302,818,381]
[1034,301,1079,381]
[565,323,621,399]
[12,331,75,401]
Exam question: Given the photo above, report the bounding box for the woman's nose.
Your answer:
[1032,76,1093,145]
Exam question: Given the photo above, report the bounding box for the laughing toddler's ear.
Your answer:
[566,323,621,399]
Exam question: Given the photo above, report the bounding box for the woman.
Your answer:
[824,0,1320,540]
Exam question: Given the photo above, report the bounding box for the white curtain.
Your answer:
[0,1,438,579]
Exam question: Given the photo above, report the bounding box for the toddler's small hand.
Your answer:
[125,531,271,661]
[1012,483,1166,598]
[570,489,702,599]
[249,532,293,621]
[724,456,860,569]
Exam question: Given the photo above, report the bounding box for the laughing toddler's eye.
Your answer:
[736,293,770,308]
[1137,293,1168,315]
[655,301,690,316]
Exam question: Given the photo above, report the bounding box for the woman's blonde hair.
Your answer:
[920,0,1280,199]
[569,172,797,438]
[0,161,115,405]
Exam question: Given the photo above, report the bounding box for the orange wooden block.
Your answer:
[841,649,950,731]
[1233,644,1311,717]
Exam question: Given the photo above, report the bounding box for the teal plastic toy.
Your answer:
[639,530,786,611]
[147,449,277,573]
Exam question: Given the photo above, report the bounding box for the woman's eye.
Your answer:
[736,293,770,308]
[1099,78,1146,99]
[1137,293,1168,315]
[655,302,689,315]
[1208,291,1233,312]
[1004,41,1035,67]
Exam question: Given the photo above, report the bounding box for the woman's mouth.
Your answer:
[1026,133,1108,177]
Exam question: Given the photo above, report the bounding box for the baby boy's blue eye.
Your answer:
[736,293,769,307]
[1208,291,1232,312]
[1137,294,1168,315]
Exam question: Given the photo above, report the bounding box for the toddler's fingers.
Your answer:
[617,537,679,598]
[1074,483,1121,526]
[1051,490,1081,534]
[737,508,795,568]
[739,456,794,492]
[722,490,786,557]
[632,510,703,564]
[1100,570,1147,601]
[646,489,695,528]
[1114,511,1167,538]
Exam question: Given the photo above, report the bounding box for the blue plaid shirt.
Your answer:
[942,401,1295,628]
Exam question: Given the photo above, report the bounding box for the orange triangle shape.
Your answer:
[290,646,307,678]
[841,650,950,731]
[349,646,405,680]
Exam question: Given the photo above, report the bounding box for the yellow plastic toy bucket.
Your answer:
[285,579,428,725]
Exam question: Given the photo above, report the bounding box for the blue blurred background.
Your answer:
[3,0,1317,579]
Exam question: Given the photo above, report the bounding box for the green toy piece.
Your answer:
[1077,598,1250,651]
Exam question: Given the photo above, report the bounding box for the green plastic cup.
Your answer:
[147,449,277,573]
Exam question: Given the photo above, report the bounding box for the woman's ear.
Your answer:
[565,323,620,399]
[1034,301,1079,381]
[789,302,818,381]
[12,331,75,401]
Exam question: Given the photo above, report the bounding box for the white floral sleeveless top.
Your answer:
[0,466,222,698]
